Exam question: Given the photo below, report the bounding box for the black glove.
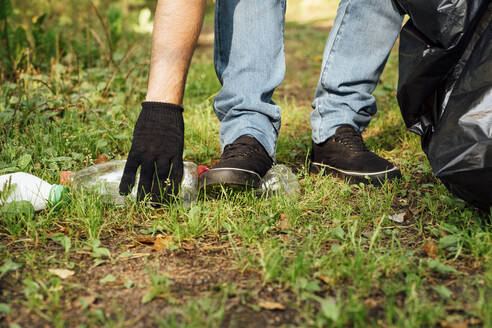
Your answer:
[119,102,184,204]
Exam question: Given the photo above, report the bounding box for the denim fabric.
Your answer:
[214,0,403,158]
[311,0,403,143]
[214,0,286,160]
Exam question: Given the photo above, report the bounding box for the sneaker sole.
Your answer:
[199,167,262,195]
[310,161,402,186]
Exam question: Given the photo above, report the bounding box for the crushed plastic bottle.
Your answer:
[198,164,300,196]
[60,160,198,206]
[260,164,300,196]
[0,172,68,211]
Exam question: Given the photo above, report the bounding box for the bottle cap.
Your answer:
[197,165,209,178]
[49,184,69,205]
[60,171,74,186]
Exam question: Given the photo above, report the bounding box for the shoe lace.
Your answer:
[332,127,369,152]
[222,142,257,160]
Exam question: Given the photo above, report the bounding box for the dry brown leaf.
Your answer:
[202,242,230,251]
[468,318,482,325]
[444,279,457,287]
[317,274,334,285]
[440,321,468,328]
[258,300,285,311]
[181,242,195,250]
[422,240,438,258]
[136,236,155,245]
[95,154,109,164]
[152,235,174,251]
[48,268,75,279]
[278,213,291,231]
[364,298,380,308]
[279,234,289,242]
[77,295,96,308]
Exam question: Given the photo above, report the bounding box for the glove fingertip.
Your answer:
[137,164,154,201]
[119,174,135,195]
[120,160,139,195]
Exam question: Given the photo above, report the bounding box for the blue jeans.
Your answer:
[213,0,403,158]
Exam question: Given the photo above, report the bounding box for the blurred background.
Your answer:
[0,0,338,79]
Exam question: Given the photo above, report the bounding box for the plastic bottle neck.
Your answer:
[49,185,69,205]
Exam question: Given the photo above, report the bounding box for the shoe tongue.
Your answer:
[335,125,368,152]
[234,136,257,145]
[337,125,358,134]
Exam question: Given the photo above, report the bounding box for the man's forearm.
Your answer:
[146,0,206,105]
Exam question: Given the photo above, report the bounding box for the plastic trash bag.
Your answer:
[394,0,492,209]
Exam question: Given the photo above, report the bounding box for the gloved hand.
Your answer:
[119,102,184,204]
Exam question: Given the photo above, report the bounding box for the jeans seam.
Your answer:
[214,0,223,80]
[315,0,350,142]
[319,0,350,93]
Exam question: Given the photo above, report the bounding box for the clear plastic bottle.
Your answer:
[0,172,68,211]
[60,160,198,206]
[260,164,300,196]
[197,164,300,197]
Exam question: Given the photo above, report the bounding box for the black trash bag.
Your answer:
[394,0,492,210]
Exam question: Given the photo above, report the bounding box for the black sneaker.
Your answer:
[310,125,401,185]
[199,136,273,192]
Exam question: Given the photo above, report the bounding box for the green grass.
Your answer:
[1,8,491,328]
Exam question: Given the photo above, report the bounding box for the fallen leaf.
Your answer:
[468,318,482,325]
[388,212,405,223]
[99,274,116,283]
[444,279,457,287]
[95,154,109,164]
[57,226,69,233]
[202,242,230,251]
[316,274,334,286]
[258,300,285,311]
[152,235,174,251]
[439,321,468,328]
[363,298,380,308]
[409,207,422,216]
[77,295,96,308]
[422,240,438,258]
[136,236,155,245]
[278,213,291,230]
[181,242,195,250]
[48,269,75,279]
[279,234,289,242]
